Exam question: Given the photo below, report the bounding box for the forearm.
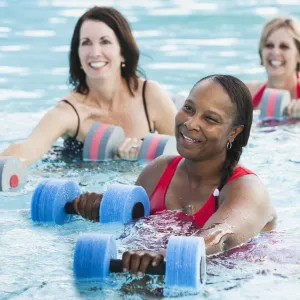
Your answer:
[193,223,236,256]
[1,141,44,166]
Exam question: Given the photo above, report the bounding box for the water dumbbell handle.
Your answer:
[110,259,166,275]
[63,197,146,219]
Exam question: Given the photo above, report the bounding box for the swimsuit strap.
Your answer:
[142,80,153,133]
[61,99,80,139]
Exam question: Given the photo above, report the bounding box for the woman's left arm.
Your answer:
[197,174,276,255]
[145,80,177,135]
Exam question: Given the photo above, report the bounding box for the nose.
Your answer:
[184,115,200,131]
[271,45,281,56]
[90,43,101,57]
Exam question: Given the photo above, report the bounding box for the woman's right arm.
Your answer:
[0,100,78,166]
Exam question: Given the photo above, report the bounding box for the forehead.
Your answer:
[267,27,295,44]
[80,20,116,38]
[189,80,234,115]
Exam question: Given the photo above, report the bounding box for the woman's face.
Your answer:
[175,80,242,161]
[78,20,124,80]
[261,27,300,78]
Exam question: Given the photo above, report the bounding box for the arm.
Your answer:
[0,101,78,166]
[196,174,276,255]
[145,80,177,135]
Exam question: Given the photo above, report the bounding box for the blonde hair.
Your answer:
[258,16,300,71]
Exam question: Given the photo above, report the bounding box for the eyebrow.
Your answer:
[80,35,111,41]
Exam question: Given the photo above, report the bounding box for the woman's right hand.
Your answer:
[73,192,103,222]
[117,137,143,161]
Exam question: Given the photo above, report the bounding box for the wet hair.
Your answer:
[193,74,253,190]
[258,16,300,71]
[69,6,142,96]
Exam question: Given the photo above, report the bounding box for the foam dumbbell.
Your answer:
[31,179,150,225]
[138,134,178,163]
[74,233,206,293]
[83,122,126,162]
[83,122,178,163]
[0,156,27,192]
[259,88,291,121]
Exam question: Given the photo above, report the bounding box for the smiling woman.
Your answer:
[71,75,276,271]
[246,16,300,118]
[0,6,177,166]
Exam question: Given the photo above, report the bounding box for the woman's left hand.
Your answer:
[122,250,165,276]
[287,99,300,118]
[117,137,143,161]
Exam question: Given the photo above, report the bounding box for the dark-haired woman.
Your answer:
[73,74,276,272]
[1,7,176,166]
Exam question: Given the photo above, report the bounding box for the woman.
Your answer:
[247,16,300,118]
[73,75,276,273]
[1,7,177,166]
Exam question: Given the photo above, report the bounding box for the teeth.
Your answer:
[90,62,106,68]
[182,134,199,143]
[270,60,283,67]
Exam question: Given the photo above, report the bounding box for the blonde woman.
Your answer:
[247,17,300,117]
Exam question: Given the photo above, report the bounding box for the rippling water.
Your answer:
[1,0,300,299]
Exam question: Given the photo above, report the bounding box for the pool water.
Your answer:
[1,0,300,299]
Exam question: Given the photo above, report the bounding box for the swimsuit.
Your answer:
[62,80,152,156]
[253,73,300,109]
[150,156,255,227]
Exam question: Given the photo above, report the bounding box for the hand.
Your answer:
[287,99,300,118]
[118,137,142,161]
[122,250,165,276]
[73,192,103,222]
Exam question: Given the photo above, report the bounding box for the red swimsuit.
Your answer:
[150,156,255,227]
[253,73,300,108]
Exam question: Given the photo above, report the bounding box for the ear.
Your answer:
[229,125,244,142]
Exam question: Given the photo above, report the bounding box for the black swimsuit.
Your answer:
[62,80,152,157]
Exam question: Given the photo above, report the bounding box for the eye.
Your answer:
[280,44,289,50]
[81,40,90,46]
[101,39,111,45]
[265,43,274,49]
[183,104,193,112]
[206,116,218,123]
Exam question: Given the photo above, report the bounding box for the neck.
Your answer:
[182,151,226,189]
[267,72,298,96]
[86,75,128,110]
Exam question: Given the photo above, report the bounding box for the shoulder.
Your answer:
[219,169,270,207]
[135,155,179,195]
[245,81,265,98]
[141,79,173,104]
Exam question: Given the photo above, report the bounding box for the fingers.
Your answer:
[287,99,300,118]
[122,251,164,276]
[118,138,142,161]
[72,192,102,222]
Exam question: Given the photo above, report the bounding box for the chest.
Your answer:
[164,177,218,213]
[79,98,150,140]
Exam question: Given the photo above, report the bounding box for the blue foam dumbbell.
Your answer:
[31,179,150,225]
[74,233,206,293]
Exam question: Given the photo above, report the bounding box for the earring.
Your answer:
[227,140,232,150]
[121,62,126,68]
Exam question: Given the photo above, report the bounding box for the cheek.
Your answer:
[175,111,186,126]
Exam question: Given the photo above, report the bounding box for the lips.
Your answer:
[269,60,284,67]
[89,61,108,68]
[180,132,201,144]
